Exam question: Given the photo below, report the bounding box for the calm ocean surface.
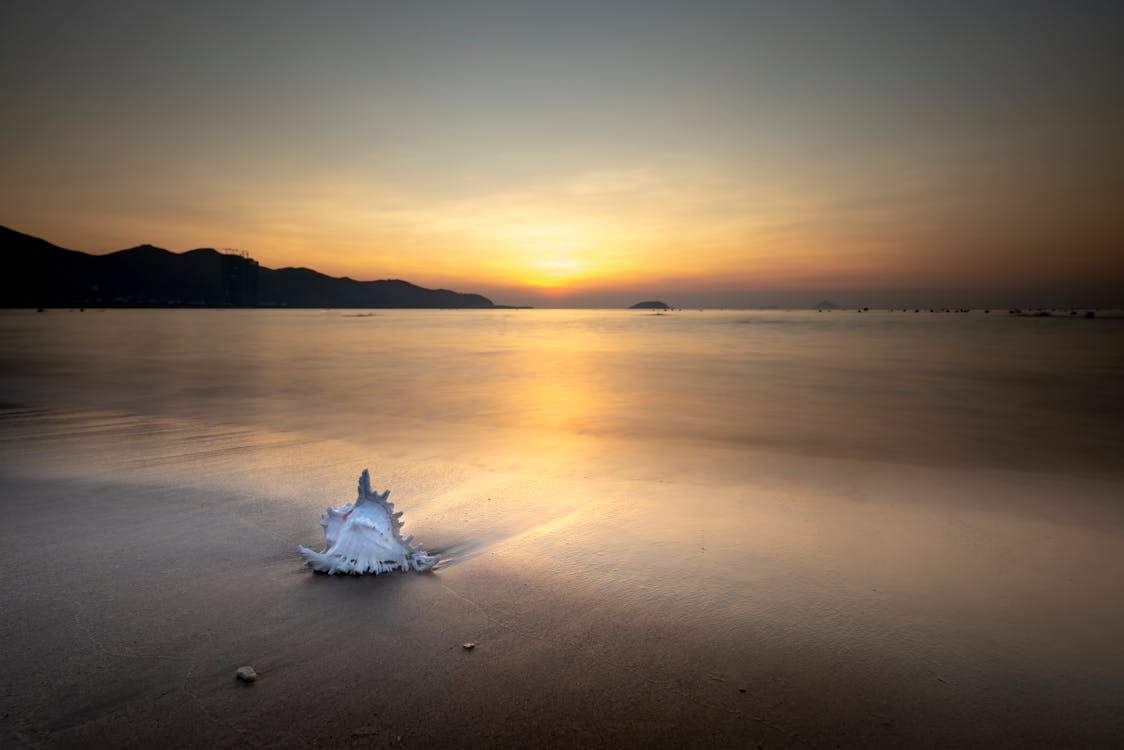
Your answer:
[2,308,1122,478]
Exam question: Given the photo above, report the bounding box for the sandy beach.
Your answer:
[3,404,1123,748]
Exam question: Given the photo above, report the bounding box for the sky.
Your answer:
[2,0,1122,308]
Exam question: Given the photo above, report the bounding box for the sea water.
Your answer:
[2,308,1122,477]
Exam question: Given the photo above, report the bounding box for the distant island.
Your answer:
[0,227,495,309]
[629,300,670,309]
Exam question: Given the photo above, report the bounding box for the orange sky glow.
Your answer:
[2,2,1122,307]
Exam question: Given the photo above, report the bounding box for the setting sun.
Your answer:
[520,260,586,291]
[490,224,598,290]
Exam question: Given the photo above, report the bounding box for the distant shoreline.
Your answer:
[7,306,1119,316]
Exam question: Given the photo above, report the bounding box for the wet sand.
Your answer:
[3,407,1123,748]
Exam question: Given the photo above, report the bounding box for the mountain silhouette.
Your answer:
[0,227,494,308]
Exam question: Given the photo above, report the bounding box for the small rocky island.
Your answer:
[629,300,671,310]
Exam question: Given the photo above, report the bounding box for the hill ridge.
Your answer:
[0,226,495,309]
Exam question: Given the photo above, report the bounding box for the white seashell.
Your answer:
[298,469,437,575]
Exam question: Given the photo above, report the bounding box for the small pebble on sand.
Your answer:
[236,666,258,683]
[462,642,477,651]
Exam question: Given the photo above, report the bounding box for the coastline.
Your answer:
[3,407,1122,748]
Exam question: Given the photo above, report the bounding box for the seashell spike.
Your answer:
[298,469,437,575]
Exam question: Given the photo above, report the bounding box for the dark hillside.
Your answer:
[0,227,494,308]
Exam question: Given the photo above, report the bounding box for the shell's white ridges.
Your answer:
[298,469,437,575]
